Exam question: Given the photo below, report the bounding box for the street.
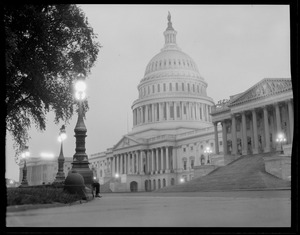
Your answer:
[6,190,291,227]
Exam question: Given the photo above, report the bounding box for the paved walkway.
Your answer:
[6,190,291,227]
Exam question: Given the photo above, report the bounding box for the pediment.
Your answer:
[228,78,292,106]
[113,135,140,150]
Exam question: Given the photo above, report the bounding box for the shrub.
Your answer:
[7,187,83,206]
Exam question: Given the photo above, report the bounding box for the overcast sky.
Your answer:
[5,4,290,181]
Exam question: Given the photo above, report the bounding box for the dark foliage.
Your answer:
[4,4,100,153]
[7,187,83,205]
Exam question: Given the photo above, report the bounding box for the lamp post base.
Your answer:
[54,174,65,183]
[70,165,93,185]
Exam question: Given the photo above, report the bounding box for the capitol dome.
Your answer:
[130,13,215,137]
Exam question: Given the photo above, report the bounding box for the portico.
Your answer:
[211,78,293,156]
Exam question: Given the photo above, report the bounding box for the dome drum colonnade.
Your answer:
[212,79,293,156]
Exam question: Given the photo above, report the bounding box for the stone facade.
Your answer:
[19,157,73,186]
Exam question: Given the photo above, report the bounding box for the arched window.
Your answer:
[158,179,161,189]
[163,179,166,187]
[200,155,205,165]
[189,156,195,169]
[183,157,187,170]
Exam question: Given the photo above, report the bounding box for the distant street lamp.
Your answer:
[20,146,30,186]
[276,133,286,154]
[54,125,67,183]
[179,178,185,183]
[204,146,212,164]
[71,73,93,185]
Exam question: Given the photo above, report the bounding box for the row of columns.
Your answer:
[214,100,294,155]
[109,147,176,176]
[133,102,212,126]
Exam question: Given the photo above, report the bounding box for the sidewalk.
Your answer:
[6,190,291,227]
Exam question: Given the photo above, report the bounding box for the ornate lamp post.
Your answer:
[20,146,30,186]
[71,73,93,185]
[204,146,212,164]
[54,125,67,183]
[276,133,286,154]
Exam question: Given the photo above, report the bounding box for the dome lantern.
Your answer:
[162,12,179,51]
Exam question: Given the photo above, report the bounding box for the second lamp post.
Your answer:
[55,125,67,183]
[20,146,30,187]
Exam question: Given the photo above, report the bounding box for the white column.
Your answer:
[145,105,148,123]
[187,102,190,120]
[140,151,144,174]
[252,109,259,154]
[160,148,164,173]
[231,115,238,155]
[159,103,163,121]
[241,112,247,155]
[172,147,177,171]
[133,109,136,126]
[151,149,155,174]
[127,153,129,174]
[112,157,115,176]
[181,102,185,120]
[214,122,219,154]
[156,148,159,173]
[174,102,177,120]
[166,102,170,120]
[288,99,294,143]
[222,120,228,155]
[263,106,271,152]
[116,155,119,174]
[166,147,169,172]
[151,104,155,122]
[206,105,209,122]
[274,103,282,151]
[141,107,144,124]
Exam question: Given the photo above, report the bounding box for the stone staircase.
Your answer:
[156,152,291,192]
[100,179,113,193]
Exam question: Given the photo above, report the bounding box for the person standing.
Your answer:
[92,177,102,198]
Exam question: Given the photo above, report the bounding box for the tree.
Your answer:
[5,4,100,153]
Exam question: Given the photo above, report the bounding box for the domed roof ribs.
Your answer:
[162,12,180,51]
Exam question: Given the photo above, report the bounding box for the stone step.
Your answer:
[156,152,290,193]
